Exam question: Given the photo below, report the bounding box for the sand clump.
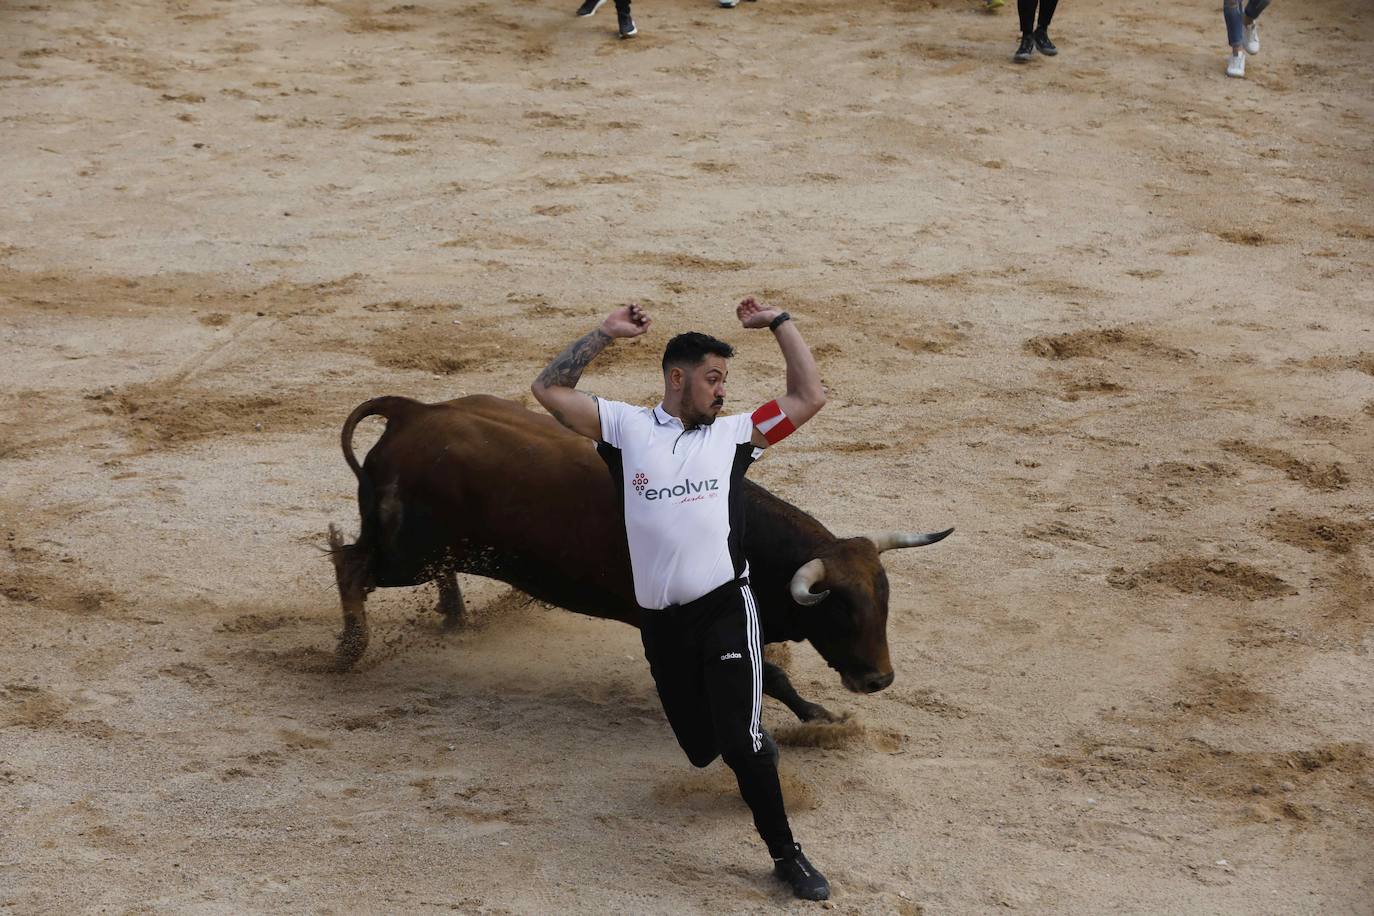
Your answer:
[106,384,329,446]
[1222,440,1351,492]
[1046,739,1372,826]
[371,324,523,376]
[1023,326,1191,361]
[1265,512,1370,554]
[1108,558,1297,600]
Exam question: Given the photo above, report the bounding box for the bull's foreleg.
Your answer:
[762,660,840,723]
[328,524,371,670]
[436,570,467,629]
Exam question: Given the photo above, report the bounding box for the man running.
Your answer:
[530,298,831,901]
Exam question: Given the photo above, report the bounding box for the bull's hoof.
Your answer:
[798,702,843,724]
[335,628,368,671]
[437,600,467,631]
[436,574,466,630]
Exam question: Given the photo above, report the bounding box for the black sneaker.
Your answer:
[1033,28,1058,55]
[1014,34,1035,62]
[575,0,606,16]
[773,844,830,901]
[617,8,637,37]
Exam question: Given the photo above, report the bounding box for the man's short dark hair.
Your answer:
[662,332,734,375]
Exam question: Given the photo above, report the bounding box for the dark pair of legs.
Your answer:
[1224,0,1270,48]
[640,579,796,857]
[1014,0,1059,60]
[1018,0,1059,36]
[575,0,636,38]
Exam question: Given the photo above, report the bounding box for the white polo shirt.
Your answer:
[596,399,764,610]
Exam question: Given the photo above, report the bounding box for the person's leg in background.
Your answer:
[1243,0,1270,54]
[1014,0,1038,61]
[614,0,636,38]
[575,0,636,39]
[1224,0,1247,76]
[1033,0,1059,55]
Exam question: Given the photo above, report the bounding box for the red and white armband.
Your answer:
[751,400,796,445]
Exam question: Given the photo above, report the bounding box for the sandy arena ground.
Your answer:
[2,0,1372,912]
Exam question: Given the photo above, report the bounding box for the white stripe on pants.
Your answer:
[741,583,763,753]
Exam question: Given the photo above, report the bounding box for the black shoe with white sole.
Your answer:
[1033,28,1058,55]
[575,0,606,16]
[1014,34,1034,62]
[773,845,830,901]
[617,8,637,37]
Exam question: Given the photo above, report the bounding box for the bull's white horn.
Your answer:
[789,558,830,606]
[868,527,955,553]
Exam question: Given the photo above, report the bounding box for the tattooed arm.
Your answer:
[531,304,652,440]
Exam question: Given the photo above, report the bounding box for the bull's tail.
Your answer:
[340,396,423,518]
[341,396,420,481]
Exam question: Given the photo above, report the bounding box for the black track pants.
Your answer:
[1018,0,1059,35]
[640,578,796,858]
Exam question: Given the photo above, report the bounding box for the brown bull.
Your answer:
[328,394,951,721]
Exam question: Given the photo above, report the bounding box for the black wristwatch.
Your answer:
[768,311,792,332]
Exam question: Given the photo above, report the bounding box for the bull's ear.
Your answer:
[789,558,830,606]
[868,528,954,553]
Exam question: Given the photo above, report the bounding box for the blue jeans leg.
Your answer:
[1244,0,1271,21]
[1223,0,1245,47]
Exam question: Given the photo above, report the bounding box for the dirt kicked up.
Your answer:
[2,0,1372,912]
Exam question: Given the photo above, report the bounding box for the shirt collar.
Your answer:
[652,402,683,428]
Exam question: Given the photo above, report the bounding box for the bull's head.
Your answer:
[789,528,953,694]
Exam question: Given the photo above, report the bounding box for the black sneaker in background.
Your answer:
[1014,35,1035,62]
[617,8,637,37]
[576,0,606,16]
[1033,28,1058,55]
[773,844,830,901]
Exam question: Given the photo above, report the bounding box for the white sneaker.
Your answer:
[1226,51,1245,78]
[1244,21,1260,54]
[719,0,739,6]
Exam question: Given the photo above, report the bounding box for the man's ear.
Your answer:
[668,366,683,391]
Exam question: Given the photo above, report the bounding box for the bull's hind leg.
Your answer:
[436,570,467,629]
[328,524,371,670]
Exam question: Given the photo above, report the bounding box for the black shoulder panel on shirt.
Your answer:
[726,441,757,578]
[597,441,626,513]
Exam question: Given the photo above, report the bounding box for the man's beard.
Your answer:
[684,401,724,429]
